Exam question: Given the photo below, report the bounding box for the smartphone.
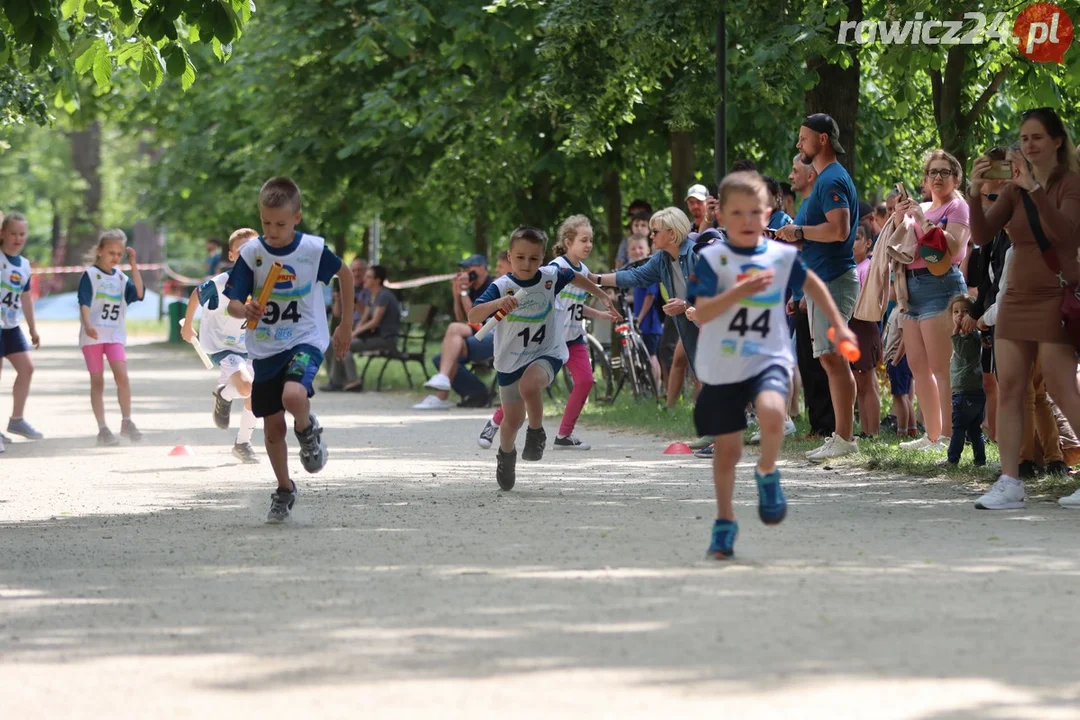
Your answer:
[706,183,719,199]
[894,182,908,201]
[763,227,777,238]
[984,160,1013,180]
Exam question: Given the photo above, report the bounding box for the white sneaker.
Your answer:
[554,434,591,450]
[412,394,454,410]
[423,373,452,392]
[749,418,797,444]
[477,420,499,449]
[805,435,834,458]
[915,438,949,453]
[900,435,933,451]
[975,476,1026,510]
[0,434,5,453]
[1059,488,1080,509]
[809,433,859,462]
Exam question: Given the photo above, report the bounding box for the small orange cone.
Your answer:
[664,442,694,455]
[169,445,194,456]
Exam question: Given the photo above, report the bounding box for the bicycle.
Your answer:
[608,285,660,403]
[545,325,615,405]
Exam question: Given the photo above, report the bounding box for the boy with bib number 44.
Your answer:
[225,177,353,523]
[690,172,856,560]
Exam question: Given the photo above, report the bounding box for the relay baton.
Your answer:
[473,287,529,341]
[248,262,284,329]
[828,327,861,363]
[178,318,214,370]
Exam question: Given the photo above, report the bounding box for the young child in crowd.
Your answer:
[946,293,986,466]
[626,234,663,386]
[883,280,915,437]
[849,221,881,437]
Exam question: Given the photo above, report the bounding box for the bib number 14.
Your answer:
[517,325,547,347]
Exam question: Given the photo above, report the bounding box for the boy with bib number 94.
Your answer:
[690,172,855,560]
[224,177,353,523]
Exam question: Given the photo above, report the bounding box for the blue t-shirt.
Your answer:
[800,162,858,282]
[633,284,663,335]
[768,209,794,231]
[77,266,141,306]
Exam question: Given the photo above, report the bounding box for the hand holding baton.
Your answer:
[248,262,284,330]
[474,287,529,340]
[828,327,861,363]
[178,318,214,370]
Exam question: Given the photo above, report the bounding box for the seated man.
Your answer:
[329,265,401,391]
[414,253,510,410]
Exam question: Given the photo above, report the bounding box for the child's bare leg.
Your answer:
[519,364,549,430]
[499,398,525,452]
[231,373,253,398]
[89,372,107,426]
[109,361,131,417]
[754,390,788,474]
[712,433,743,520]
[282,382,311,432]
[262,411,291,490]
[8,352,33,418]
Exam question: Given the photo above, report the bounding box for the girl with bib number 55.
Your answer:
[78,230,144,446]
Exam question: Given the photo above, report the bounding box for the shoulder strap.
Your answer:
[1018,189,1063,277]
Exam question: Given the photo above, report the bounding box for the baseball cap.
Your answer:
[802,113,846,155]
[918,227,952,276]
[459,254,488,268]
[686,184,708,202]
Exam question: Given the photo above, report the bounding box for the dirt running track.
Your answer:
[2,332,1079,719]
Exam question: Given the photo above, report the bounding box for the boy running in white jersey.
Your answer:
[224,177,353,522]
[468,227,620,490]
[690,172,855,559]
[182,227,261,463]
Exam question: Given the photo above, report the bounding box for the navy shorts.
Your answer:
[0,327,30,358]
[886,356,912,396]
[640,332,661,356]
[497,355,564,387]
[694,364,791,437]
[251,349,323,418]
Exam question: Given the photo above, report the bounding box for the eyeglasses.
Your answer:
[982,193,999,201]
[648,228,661,237]
[926,169,954,179]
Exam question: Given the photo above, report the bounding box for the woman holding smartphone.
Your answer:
[966,108,1080,510]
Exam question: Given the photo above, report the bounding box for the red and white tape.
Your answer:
[31,263,166,275]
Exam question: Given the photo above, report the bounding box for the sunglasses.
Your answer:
[983,193,999,201]
[648,228,661,237]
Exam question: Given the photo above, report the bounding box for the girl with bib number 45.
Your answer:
[469,227,620,491]
[0,213,44,449]
[78,229,145,446]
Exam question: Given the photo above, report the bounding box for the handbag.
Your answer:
[1018,189,1080,350]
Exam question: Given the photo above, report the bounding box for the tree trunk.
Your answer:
[473,206,489,258]
[333,234,347,259]
[67,121,103,286]
[602,168,622,268]
[804,0,862,178]
[360,225,371,263]
[670,130,695,209]
[931,48,1009,172]
[131,221,164,294]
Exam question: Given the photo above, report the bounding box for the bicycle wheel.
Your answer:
[631,335,660,400]
[586,334,614,403]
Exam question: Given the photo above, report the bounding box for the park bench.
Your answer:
[355,303,438,392]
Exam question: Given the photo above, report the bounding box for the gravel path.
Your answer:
[3,332,1079,718]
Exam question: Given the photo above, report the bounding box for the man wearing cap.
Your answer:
[415,254,497,410]
[686,184,709,233]
[775,113,860,461]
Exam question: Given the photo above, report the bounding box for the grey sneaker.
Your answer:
[7,418,42,440]
[295,415,327,473]
[267,482,298,523]
[212,386,232,429]
[477,420,499,449]
[0,432,9,444]
[120,419,142,442]
[232,442,260,464]
[97,427,119,446]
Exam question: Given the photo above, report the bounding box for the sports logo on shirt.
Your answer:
[275,265,298,288]
[545,280,553,289]
[9,271,22,286]
[736,263,782,307]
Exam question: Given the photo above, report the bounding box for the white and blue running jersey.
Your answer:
[476,265,576,374]
[77,266,142,347]
[690,239,807,385]
[195,272,246,356]
[224,232,341,361]
[548,255,590,344]
[0,254,31,330]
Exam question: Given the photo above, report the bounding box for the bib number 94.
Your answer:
[262,300,301,324]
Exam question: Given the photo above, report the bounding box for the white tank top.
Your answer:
[694,241,799,384]
[0,254,31,330]
[548,255,589,343]
[490,266,571,374]
[80,267,132,347]
[238,234,330,360]
[197,272,247,355]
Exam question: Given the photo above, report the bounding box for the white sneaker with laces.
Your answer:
[477,420,499,449]
[423,373,452,392]
[412,394,455,410]
[750,418,797,444]
[975,476,1026,510]
[805,435,834,459]
[915,437,949,452]
[900,435,945,451]
[809,433,859,462]
[1058,487,1080,509]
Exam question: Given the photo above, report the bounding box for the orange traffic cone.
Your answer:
[169,445,195,456]
[664,442,694,455]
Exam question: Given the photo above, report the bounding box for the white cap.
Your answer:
[686,184,708,202]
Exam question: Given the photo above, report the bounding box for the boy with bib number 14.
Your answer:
[690,172,855,560]
[224,177,353,523]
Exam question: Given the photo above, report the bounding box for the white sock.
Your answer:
[236,408,257,445]
[221,383,242,401]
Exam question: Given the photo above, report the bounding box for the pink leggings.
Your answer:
[82,343,127,374]
[492,341,593,436]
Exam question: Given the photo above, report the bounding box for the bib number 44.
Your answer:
[728,307,770,337]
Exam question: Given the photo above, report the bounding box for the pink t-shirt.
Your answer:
[907,197,969,271]
[856,257,871,288]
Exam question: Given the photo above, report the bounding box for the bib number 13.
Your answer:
[263,300,301,324]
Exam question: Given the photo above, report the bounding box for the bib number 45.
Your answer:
[263,300,301,324]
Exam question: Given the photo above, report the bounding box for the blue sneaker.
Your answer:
[756,467,787,525]
[706,519,738,559]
